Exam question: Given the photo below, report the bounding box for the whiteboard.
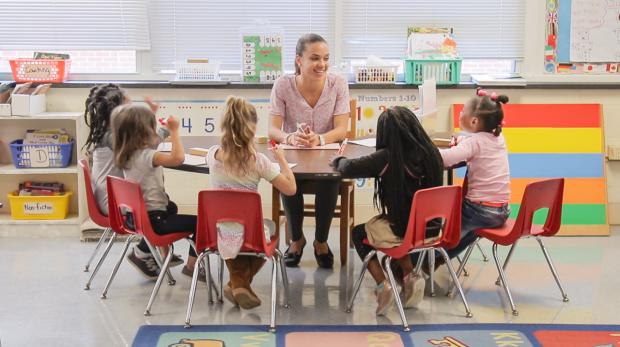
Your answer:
[570,0,620,62]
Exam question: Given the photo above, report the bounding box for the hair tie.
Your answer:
[501,120,506,126]
[476,88,488,97]
[490,92,498,101]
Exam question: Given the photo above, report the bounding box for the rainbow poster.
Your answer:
[452,104,608,236]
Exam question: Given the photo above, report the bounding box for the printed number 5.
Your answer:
[205,117,215,133]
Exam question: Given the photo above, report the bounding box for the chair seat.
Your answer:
[475,219,515,245]
[148,231,193,247]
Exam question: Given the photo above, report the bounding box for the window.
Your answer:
[149,0,332,72]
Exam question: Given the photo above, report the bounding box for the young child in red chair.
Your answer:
[206,96,296,309]
[439,88,511,261]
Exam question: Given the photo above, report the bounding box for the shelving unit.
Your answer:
[0,112,87,237]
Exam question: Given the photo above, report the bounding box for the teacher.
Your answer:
[268,33,350,269]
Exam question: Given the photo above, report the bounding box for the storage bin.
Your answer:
[174,61,221,81]
[354,66,397,84]
[7,191,72,220]
[11,94,46,116]
[9,59,71,83]
[404,58,462,85]
[10,139,74,168]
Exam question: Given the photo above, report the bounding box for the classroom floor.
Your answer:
[1,226,619,346]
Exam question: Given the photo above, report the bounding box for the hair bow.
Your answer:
[476,88,498,101]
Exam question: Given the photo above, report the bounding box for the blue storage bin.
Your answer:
[10,139,74,168]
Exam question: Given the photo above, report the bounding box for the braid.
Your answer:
[83,84,126,154]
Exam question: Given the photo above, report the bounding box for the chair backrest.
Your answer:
[511,178,564,240]
[398,185,462,255]
[106,175,154,239]
[348,99,357,139]
[195,189,276,257]
[78,159,109,228]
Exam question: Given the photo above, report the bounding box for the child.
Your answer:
[439,88,511,261]
[206,96,296,309]
[83,84,178,279]
[331,106,443,315]
[110,104,200,280]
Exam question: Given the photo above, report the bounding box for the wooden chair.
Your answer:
[272,99,357,266]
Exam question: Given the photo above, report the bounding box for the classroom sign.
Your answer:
[242,35,283,83]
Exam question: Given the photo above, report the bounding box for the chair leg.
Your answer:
[84,227,112,272]
[456,256,469,277]
[414,250,426,275]
[145,240,175,285]
[346,250,375,312]
[437,248,473,318]
[84,232,117,290]
[492,243,518,316]
[495,242,518,285]
[269,258,278,333]
[448,238,478,297]
[476,242,489,262]
[205,255,214,304]
[385,256,410,332]
[349,187,355,248]
[101,235,135,299]
[428,250,436,297]
[535,236,569,302]
[340,187,350,266]
[276,249,291,308]
[145,245,174,316]
[184,252,208,328]
[218,257,224,303]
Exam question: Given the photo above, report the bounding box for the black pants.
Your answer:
[281,179,340,243]
[136,201,197,257]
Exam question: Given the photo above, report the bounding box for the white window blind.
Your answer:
[0,0,150,50]
[342,0,524,60]
[149,1,333,71]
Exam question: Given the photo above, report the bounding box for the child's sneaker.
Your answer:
[375,280,395,316]
[127,249,160,280]
[169,254,184,268]
[402,273,425,308]
[181,265,207,283]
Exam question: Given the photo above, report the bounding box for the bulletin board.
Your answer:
[545,0,620,74]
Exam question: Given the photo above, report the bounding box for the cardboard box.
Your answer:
[11,94,46,116]
[0,103,10,116]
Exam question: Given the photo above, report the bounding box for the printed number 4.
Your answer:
[205,118,215,133]
[182,118,192,133]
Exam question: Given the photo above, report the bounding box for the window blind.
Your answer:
[149,0,333,71]
[0,0,150,50]
[342,0,524,59]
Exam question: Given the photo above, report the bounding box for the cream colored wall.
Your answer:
[46,86,620,226]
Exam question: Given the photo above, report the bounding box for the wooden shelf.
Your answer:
[0,112,82,120]
[0,213,80,225]
[0,164,78,175]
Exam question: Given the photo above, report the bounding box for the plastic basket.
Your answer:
[7,191,72,220]
[354,65,397,84]
[404,58,461,85]
[9,59,71,83]
[175,61,221,81]
[10,140,74,168]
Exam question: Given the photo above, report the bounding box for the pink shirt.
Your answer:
[440,132,510,203]
[269,73,350,134]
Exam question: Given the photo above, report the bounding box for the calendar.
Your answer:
[242,34,283,83]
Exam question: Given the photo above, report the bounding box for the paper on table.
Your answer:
[349,138,376,147]
[278,143,340,150]
[183,154,207,166]
[288,163,298,168]
[157,142,172,152]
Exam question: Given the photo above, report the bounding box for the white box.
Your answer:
[11,94,46,116]
[0,103,10,116]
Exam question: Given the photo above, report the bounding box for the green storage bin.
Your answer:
[404,58,462,85]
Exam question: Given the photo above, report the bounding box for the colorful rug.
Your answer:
[133,323,620,347]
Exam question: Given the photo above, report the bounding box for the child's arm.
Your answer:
[439,137,476,168]
[153,116,185,167]
[269,145,296,196]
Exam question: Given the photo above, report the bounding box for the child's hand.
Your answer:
[145,97,160,114]
[165,115,180,131]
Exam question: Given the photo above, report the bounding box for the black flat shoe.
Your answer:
[314,246,334,269]
[284,240,306,267]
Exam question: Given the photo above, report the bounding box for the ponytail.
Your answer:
[220,96,258,175]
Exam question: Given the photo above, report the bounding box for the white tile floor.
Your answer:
[1,227,618,346]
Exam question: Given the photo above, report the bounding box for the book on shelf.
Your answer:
[470,73,526,86]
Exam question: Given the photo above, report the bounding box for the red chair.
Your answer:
[185,189,290,332]
[454,178,569,316]
[106,176,193,315]
[345,186,472,332]
[80,159,116,290]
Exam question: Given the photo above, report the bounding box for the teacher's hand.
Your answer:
[295,130,320,148]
